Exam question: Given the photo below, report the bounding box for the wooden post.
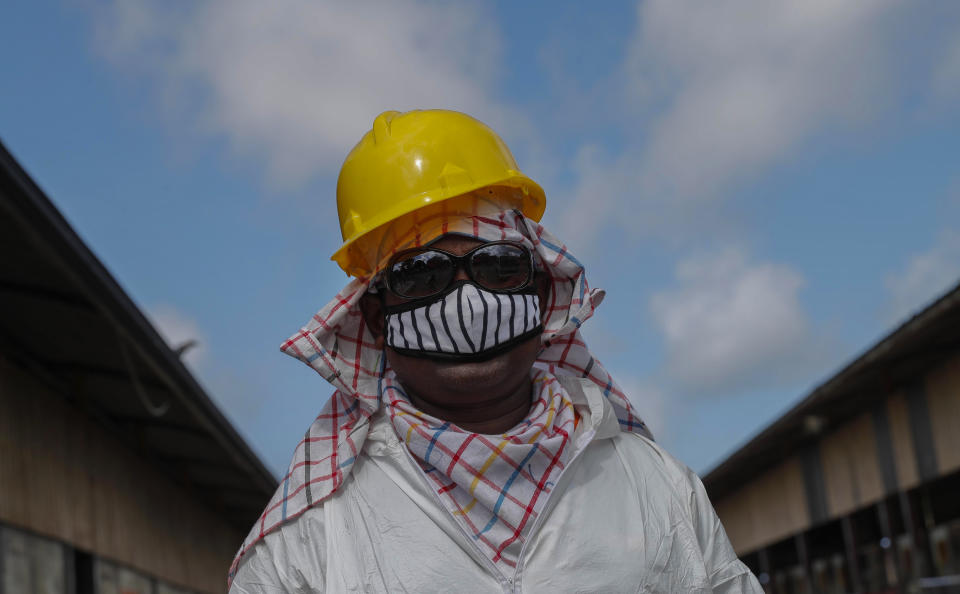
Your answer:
[758,547,772,594]
[876,499,904,592]
[795,532,813,594]
[842,515,862,593]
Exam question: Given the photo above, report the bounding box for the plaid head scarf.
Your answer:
[228,203,651,583]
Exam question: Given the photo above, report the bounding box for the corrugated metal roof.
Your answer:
[703,276,960,501]
[0,140,277,531]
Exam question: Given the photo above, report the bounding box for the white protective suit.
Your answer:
[231,375,761,593]
[229,206,763,593]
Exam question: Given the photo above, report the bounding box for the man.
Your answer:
[229,110,762,592]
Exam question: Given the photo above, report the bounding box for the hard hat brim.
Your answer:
[331,174,545,278]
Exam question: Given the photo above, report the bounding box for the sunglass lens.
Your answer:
[388,251,455,298]
[470,244,531,291]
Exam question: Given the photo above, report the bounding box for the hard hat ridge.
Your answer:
[371,110,400,145]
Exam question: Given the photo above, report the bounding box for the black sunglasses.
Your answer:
[384,241,536,299]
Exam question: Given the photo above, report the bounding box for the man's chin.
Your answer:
[386,334,541,403]
[428,351,523,390]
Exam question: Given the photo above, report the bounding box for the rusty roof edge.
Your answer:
[702,277,960,494]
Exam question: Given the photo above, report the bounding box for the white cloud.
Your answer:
[147,304,207,368]
[559,0,907,243]
[885,231,960,324]
[92,0,519,187]
[933,34,960,102]
[650,248,821,395]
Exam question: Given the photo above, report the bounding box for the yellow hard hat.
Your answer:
[332,109,546,277]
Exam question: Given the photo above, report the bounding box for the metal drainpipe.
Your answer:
[110,324,273,492]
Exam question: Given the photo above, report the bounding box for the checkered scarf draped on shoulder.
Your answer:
[384,368,577,573]
[227,208,651,583]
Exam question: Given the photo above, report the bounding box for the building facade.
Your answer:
[0,142,276,594]
[705,284,960,593]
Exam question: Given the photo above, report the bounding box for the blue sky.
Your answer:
[3,0,960,476]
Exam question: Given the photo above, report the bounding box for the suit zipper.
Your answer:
[509,429,596,591]
[395,443,515,592]
[394,426,597,593]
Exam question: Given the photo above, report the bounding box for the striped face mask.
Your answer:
[384,281,542,361]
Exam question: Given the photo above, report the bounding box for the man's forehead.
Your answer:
[423,233,487,253]
[368,209,532,277]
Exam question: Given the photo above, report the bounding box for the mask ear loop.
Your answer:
[374,347,386,407]
[367,273,391,349]
[362,274,390,402]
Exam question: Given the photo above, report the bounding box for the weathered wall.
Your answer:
[926,354,960,476]
[715,456,811,554]
[0,356,243,593]
[820,412,885,517]
[886,390,919,490]
[714,351,960,556]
